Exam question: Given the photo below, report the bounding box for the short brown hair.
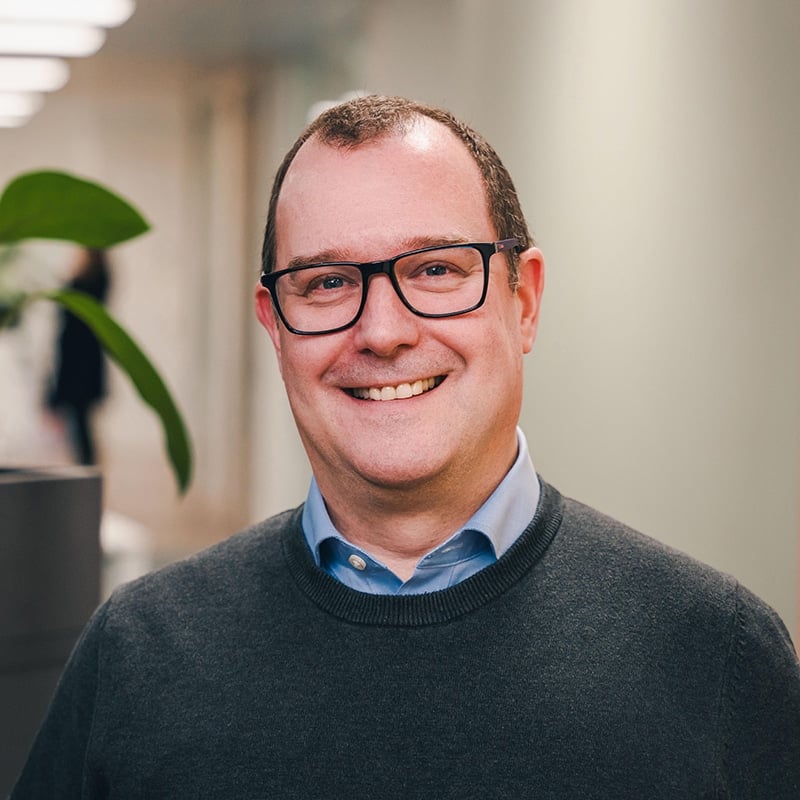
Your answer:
[261,95,532,287]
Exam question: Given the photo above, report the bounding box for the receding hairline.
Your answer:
[310,106,441,147]
[281,115,489,196]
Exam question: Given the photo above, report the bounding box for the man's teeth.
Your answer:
[351,377,439,401]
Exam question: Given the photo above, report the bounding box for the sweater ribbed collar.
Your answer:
[281,481,563,627]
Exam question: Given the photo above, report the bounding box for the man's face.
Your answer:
[256,118,543,507]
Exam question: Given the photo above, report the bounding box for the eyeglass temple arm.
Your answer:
[495,238,520,253]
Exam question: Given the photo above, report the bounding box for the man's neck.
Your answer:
[315,454,516,583]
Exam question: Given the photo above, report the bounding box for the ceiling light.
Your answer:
[0,90,43,116]
[0,0,135,27]
[0,57,69,92]
[0,113,32,127]
[0,91,43,128]
[0,22,105,57]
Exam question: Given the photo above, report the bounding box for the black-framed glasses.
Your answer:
[260,238,519,335]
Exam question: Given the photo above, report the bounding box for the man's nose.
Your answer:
[351,273,420,355]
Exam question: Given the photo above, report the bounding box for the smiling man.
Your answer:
[13,96,800,798]
[256,109,542,587]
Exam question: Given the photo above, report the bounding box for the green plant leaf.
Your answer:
[44,288,192,494]
[0,171,149,247]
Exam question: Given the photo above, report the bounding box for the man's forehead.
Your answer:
[273,117,492,262]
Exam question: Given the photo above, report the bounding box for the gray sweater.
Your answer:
[12,482,800,798]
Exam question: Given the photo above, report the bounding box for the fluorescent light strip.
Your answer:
[0,22,105,57]
[0,0,135,27]
[0,90,43,116]
[0,113,32,127]
[0,57,69,92]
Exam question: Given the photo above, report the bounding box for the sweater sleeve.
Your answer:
[10,604,108,799]
[717,583,800,798]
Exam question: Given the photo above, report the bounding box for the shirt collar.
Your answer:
[302,427,540,569]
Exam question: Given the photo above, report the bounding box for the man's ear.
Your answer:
[515,247,545,354]
[254,283,283,372]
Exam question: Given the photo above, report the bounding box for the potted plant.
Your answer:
[0,169,192,489]
[0,169,192,791]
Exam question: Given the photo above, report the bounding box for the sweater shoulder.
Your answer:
[554,491,797,657]
[554,493,740,621]
[104,506,303,620]
[561,493,733,577]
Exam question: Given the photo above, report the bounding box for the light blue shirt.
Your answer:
[301,428,540,594]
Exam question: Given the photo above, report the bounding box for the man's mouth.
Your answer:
[346,376,445,401]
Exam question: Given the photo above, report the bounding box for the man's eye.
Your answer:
[424,264,450,277]
[303,272,358,297]
[321,276,345,290]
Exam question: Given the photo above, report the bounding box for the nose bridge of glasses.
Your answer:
[361,258,397,280]
[353,257,422,329]
[360,257,404,300]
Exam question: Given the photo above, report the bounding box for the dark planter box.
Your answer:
[0,467,101,795]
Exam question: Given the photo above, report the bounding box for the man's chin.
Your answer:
[334,450,451,495]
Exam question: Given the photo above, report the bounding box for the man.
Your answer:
[13,96,800,797]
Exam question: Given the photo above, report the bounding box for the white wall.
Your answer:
[516,0,799,633]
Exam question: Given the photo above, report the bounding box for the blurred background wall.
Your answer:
[1,0,797,637]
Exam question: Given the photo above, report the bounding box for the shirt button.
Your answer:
[348,554,367,571]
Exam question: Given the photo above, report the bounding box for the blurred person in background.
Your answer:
[44,247,109,465]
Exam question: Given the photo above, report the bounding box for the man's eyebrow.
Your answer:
[285,250,349,270]
[284,235,473,270]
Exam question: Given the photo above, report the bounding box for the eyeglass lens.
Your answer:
[274,245,487,333]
